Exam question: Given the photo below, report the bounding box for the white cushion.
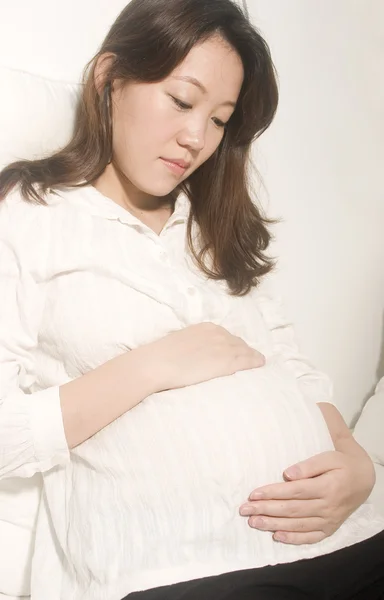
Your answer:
[354,377,384,516]
[354,378,384,466]
[369,465,384,518]
[0,66,80,169]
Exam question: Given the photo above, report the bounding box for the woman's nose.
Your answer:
[177,126,206,153]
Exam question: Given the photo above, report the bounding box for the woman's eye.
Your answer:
[170,95,227,129]
[212,117,227,129]
[170,96,192,111]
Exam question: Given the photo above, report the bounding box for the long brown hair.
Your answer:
[0,0,279,295]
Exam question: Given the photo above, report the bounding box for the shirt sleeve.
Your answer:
[255,290,335,406]
[0,197,70,480]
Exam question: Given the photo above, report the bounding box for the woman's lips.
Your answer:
[160,158,190,176]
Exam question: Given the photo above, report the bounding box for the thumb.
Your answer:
[283,451,343,481]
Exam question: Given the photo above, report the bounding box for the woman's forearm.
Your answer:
[60,346,161,449]
[318,402,375,469]
[60,322,261,451]
[318,402,376,500]
[317,402,353,446]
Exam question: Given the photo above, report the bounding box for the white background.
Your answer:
[0,0,383,425]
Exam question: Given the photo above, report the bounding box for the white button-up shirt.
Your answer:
[0,186,382,600]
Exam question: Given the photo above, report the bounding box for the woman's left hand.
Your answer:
[239,442,375,545]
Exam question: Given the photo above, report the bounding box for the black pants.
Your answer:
[123,529,384,600]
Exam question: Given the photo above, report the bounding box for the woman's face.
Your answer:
[110,36,244,197]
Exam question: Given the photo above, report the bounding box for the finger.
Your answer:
[249,479,324,502]
[248,516,324,534]
[232,337,265,366]
[236,349,265,371]
[273,531,327,545]
[283,451,345,481]
[240,499,323,519]
[253,349,266,367]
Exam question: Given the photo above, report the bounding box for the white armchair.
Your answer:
[0,1,383,598]
[354,378,384,516]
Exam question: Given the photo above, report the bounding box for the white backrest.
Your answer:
[0,66,79,168]
[0,0,383,424]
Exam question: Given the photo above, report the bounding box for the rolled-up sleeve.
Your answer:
[255,291,334,406]
[0,199,69,480]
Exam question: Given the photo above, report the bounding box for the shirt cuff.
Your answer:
[28,387,70,472]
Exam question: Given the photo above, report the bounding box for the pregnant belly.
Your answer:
[66,359,334,580]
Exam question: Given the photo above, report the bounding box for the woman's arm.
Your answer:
[0,232,158,474]
[318,402,374,464]
[254,291,334,405]
[60,348,158,450]
[255,288,374,488]
[0,196,263,479]
[255,288,374,470]
[239,290,376,544]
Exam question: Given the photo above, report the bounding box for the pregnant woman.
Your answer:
[0,1,383,599]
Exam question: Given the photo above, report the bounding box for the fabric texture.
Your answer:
[0,186,383,600]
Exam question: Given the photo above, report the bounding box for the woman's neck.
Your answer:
[94,162,175,234]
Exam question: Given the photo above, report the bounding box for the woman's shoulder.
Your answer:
[0,186,91,274]
[0,185,88,241]
[1,185,59,224]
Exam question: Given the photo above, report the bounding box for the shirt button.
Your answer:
[187,287,196,296]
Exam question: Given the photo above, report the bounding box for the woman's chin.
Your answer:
[139,182,180,198]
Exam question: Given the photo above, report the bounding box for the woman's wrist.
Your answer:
[318,402,376,499]
[138,337,181,393]
[336,435,376,498]
[60,347,163,449]
[128,344,167,396]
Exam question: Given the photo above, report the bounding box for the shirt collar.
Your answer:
[57,185,190,227]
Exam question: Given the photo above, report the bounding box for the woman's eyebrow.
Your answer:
[172,75,236,107]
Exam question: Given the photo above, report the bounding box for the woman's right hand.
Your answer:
[147,322,265,391]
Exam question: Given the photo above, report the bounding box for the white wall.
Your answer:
[248,1,384,424]
[0,0,383,424]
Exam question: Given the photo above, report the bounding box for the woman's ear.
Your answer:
[94,52,116,95]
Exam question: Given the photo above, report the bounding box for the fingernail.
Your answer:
[250,517,265,529]
[274,532,287,542]
[240,505,253,516]
[284,466,301,480]
[250,491,265,500]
